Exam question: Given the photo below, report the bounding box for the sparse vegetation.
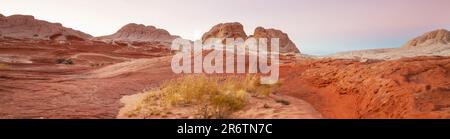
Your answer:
[56,58,74,65]
[127,75,278,119]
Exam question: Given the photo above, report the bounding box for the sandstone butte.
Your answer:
[201,22,301,54]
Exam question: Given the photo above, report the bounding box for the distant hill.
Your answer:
[0,14,92,41]
[93,23,179,44]
[327,29,450,60]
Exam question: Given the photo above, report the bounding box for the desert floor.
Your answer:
[1,39,449,119]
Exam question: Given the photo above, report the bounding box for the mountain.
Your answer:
[0,14,92,41]
[402,29,450,48]
[94,23,179,43]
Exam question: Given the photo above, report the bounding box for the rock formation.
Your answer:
[280,56,450,118]
[251,27,300,53]
[403,29,450,48]
[201,22,301,53]
[0,14,92,41]
[94,23,179,43]
[201,22,248,43]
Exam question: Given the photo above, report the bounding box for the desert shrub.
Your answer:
[134,75,277,119]
[56,58,74,65]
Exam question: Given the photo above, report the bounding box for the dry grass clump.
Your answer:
[127,75,277,119]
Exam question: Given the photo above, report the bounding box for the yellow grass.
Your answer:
[130,74,277,119]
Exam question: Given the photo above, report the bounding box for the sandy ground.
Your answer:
[117,92,323,119]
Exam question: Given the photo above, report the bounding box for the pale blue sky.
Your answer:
[1,0,449,55]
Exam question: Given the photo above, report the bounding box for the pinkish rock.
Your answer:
[201,22,300,53]
[403,29,450,48]
[251,27,300,53]
[0,14,92,41]
[94,23,179,43]
[201,22,248,43]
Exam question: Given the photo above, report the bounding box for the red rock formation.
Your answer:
[403,29,450,48]
[280,56,450,119]
[94,23,179,43]
[0,37,174,118]
[251,27,300,53]
[0,14,92,41]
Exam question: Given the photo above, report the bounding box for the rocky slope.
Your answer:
[0,14,92,41]
[328,29,450,60]
[280,56,450,119]
[0,38,174,118]
[94,23,179,44]
[402,29,450,48]
[201,22,301,53]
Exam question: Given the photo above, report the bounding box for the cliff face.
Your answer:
[94,23,179,43]
[0,14,92,41]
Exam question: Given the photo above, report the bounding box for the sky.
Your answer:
[1,0,449,55]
